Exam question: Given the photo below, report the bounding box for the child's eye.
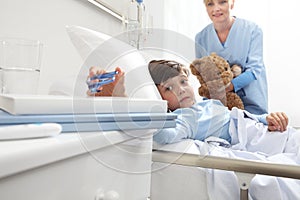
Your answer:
[207,2,214,6]
[220,0,227,4]
[181,78,188,85]
[165,86,173,91]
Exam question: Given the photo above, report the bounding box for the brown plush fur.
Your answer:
[190,53,244,110]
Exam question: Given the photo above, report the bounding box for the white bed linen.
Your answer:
[151,108,300,200]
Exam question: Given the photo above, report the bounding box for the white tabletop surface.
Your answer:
[0,131,135,179]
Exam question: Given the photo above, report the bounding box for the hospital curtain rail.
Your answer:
[152,149,300,200]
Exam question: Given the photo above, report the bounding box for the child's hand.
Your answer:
[86,66,126,97]
[266,112,289,132]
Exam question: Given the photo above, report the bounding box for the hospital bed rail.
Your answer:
[152,149,300,200]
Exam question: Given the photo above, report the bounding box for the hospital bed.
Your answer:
[49,25,300,200]
[151,139,300,200]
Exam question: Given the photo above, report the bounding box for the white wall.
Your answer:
[236,0,300,127]
[0,0,164,96]
[0,0,123,94]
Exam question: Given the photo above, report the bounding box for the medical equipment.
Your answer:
[0,109,176,133]
[0,94,168,115]
[86,70,118,94]
[0,95,170,199]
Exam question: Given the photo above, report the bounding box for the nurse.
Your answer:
[195,0,268,115]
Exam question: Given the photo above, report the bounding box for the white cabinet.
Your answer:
[0,130,154,200]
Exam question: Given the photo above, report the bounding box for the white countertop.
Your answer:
[0,130,149,179]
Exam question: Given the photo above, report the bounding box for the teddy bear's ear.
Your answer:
[210,52,217,57]
[191,58,203,67]
[190,59,204,74]
[190,63,198,75]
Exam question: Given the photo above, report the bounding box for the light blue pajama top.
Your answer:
[153,99,268,145]
[195,18,268,115]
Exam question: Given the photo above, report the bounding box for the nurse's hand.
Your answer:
[87,66,126,97]
[267,112,289,132]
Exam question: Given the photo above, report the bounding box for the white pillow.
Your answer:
[49,25,161,99]
[65,25,111,60]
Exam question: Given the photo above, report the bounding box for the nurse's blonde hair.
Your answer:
[203,0,234,5]
[203,0,211,4]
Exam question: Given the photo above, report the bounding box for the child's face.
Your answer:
[157,72,195,111]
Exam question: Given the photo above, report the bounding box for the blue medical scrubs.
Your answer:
[195,18,268,115]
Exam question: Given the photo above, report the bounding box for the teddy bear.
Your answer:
[190,52,244,110]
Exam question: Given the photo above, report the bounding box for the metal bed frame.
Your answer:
[152,149,300,200]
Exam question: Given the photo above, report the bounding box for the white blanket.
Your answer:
[196,108,300,200]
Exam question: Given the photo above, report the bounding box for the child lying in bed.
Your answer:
[87,60,289,145]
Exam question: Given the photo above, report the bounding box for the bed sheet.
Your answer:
[151,108,300,200]
[152,139,300,200]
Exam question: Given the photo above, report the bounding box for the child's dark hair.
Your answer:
[148,60,189,85]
